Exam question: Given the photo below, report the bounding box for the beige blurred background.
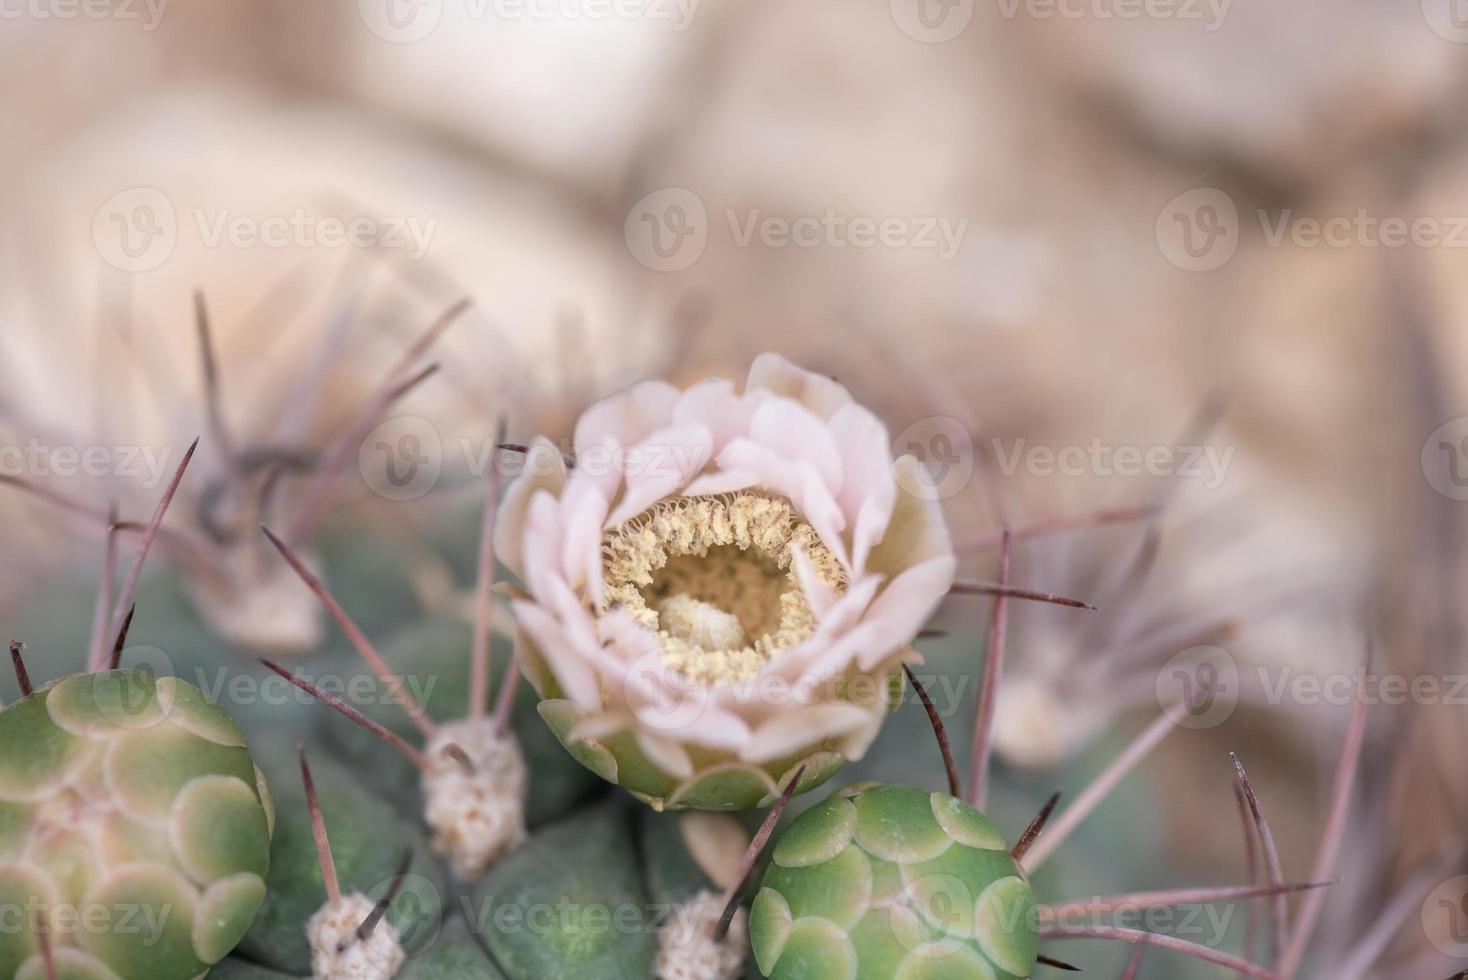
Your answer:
[3,2,1468,975]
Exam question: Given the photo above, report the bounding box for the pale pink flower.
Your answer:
[497,354,955,810]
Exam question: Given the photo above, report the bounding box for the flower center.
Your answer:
[601,494,845,685]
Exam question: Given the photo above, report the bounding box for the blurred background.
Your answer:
[3,1,1468,976]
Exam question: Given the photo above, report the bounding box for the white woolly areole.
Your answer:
[654,889,747,980]
[307,893,405,980]
[423,717,529,878]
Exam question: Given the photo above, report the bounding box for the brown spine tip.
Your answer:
[1231,753,1287,970]
[353,850,414,947]
[299,746,341,906]
[261,659,432,772]
[949,579,1096,610]
[715,764,807,943]
[1011,791,1062,863]
[1036,954,1080,972]
[261,525,437,740]
[902,665,960,799]
[440,742,476,776]
[107,604,137,671]
[9,641,31,697]
[107,436,198,655]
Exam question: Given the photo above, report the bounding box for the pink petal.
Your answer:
[494,437,568,579]
[740,703,872,764]
[791,545,839,618]
[865,455,955,577]
[672,378,766,453]
[634,703,752,751]
[717,440,849,565]
[569,711,633,742]
[683,468,759,497]
[746,352,852,421]
[574,380,679,458]
[558,472,612,606]
[854,554,957,671]
[511,600,601,711]
[605,423,714,527]
[635,730,695,779]
[828,403,896,575]
[748,396,844,495]
[813,574,883,639]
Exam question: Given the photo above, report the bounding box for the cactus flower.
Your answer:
[499,354,956,810]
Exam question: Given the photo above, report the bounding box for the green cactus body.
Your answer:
[0,669,273,980]
[750,784,1037,980]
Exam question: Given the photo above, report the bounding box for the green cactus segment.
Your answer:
[0,672,272,980]
[475,799,655,980]
[752,785,1038,980]
[537,697,850,811]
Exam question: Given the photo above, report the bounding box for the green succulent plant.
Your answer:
[749,783,1036,980]
[0,668,273,980]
